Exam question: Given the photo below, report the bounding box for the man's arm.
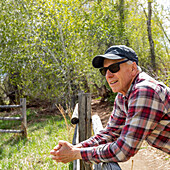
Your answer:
[80,87,166,163]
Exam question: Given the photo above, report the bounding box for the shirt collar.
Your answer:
[123,73,140,99]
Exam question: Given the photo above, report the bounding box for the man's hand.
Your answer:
[50,140,82,164]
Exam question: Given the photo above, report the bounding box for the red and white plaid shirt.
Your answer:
[80,72,170,164]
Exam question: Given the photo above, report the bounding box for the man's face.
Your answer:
[103,58,135,96]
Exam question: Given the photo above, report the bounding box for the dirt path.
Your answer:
[91,99,170,170]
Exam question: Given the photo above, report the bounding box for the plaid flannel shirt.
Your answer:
[80,72,170,164]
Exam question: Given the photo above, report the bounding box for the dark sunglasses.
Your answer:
[99,59,129,76]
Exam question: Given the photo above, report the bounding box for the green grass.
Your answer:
[0,109,73,170]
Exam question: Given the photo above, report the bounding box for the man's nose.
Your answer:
[106,69,114,77]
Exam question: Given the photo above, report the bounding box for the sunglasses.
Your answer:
[99,59,129,76]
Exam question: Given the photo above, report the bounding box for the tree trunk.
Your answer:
[119,0,125,38]
[118,0,130,46]
[147,1,156,71]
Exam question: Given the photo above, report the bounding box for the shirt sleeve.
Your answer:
[80,87,165,163]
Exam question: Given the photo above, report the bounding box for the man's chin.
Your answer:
[111,88,118,93]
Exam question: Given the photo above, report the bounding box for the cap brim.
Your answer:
[92,54,125,68]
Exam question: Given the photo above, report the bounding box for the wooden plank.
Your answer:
[72,124,79,170]
[71,103,79,124]
[92,115,103,134]
[0,105,22,108]
[0,117,23,121]
[0,129,23,133]
[73,159,80,170]
[72,124,78,145]
[73,160,77,170]
[92,115,103,170]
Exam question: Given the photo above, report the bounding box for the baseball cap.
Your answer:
[92,45,138,68]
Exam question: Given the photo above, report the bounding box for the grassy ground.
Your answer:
[0,108,73,170]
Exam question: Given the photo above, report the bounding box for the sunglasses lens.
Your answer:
[109,64,120,73]
[99,63,120,76]
[100,68,107,76]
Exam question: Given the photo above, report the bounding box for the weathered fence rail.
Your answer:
[71,93,121,170]
[0,98,27,137]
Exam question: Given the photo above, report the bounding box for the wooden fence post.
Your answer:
[78,92,91,170]
[20,98,27,138]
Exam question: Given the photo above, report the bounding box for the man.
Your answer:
[50,45,170,165]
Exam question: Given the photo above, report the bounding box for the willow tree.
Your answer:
[0,0,169,105]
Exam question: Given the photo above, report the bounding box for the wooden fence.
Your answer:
[0,98,27,138]
[71,93,121,170]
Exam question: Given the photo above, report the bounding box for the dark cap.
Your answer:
[92,45,138,68]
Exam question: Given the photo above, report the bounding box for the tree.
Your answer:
[0,0,169,106]
[147,1,156,71]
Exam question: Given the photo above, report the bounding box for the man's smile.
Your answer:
[110,80,118,85]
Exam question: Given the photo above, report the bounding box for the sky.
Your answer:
[156,0,170,36]
[157,0,170,10]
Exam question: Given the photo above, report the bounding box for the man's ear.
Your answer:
[131,62,138,75]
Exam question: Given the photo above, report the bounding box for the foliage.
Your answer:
[0,0,169,105]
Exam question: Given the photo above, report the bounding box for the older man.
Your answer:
[50,45,170,165]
